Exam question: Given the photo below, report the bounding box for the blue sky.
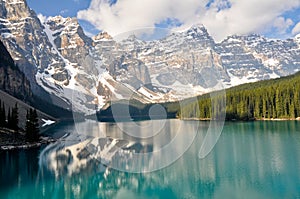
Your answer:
[27,0,300,41]
[27,0,88,17]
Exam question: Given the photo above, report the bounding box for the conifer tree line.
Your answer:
[179,72,300,120]
[0,101,19,131]
[25,109,40,142]
[0,100,40,141]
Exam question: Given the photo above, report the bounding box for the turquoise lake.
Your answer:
[1,120,300,199]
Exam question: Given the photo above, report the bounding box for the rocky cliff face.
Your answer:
[215,34,300,87]
[0,0,73,112]
[0,0,300,114]
[0,39,31,101]
[0,0,67,85]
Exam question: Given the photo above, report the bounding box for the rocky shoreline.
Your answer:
[0,128,56,150]
[179,117,300,121]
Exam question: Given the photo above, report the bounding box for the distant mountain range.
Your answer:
[0,0,300,115]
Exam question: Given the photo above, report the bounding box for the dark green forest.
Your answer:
[0,100,40,142]
[178,72,300,120]
[97,99,178,122]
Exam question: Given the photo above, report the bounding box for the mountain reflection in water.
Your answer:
[1,120,300,199]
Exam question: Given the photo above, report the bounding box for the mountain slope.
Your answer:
[179,72,300,120]
[0,39,32,101]
[0,38,73,119]
[0,39,56,129]
[0,0,74,112]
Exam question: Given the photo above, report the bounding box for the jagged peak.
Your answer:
[93,31,113,41]
[118,33,145,43]
[1,0,32,19]
[46,15,79,26]
[221,33,268,45]
[126,34,138,41]
[5,0,26,4]
[247,33,262,38]
[295,33,300,42]
[184,24,212,40]
[46,15,66,23]
[160,24,214,45]
[189,23,206,31]
[45,15,84,37]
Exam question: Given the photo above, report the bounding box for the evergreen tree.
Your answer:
[0,101,6,127]
[7,108,12,129]
[25,109,39,142]
[11,103,19,132]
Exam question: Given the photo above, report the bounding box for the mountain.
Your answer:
[0,37,74,119]
[0,0,300,115]
[0,39,59,131]
[0,0,74,111]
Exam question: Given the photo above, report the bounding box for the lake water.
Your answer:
[1,120,300,199]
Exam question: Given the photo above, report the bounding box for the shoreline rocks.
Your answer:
[0,136,56,150]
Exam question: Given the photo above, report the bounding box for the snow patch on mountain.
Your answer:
[295,34,300,44]
[227,70,258,87]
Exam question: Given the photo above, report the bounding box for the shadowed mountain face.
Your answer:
[0,40,31,101]
[0,0,300,114]
[0,40,74,120]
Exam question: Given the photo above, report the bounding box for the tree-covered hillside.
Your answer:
[179,72,300,120]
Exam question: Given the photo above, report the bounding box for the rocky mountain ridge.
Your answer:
[0,0,300,114]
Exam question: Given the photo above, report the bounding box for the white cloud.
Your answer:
[200,0,300,41]
[292,22,300,35]
[77,0,205,37]
[77,0,300,41]
[272,17,294,35]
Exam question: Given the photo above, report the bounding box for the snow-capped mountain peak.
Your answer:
[0,0,300,114]
[295,34,300,44]
[93,31,113,42]
[187,24,208,36]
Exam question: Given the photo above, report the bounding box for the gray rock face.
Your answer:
[0,0,68,97]
[216,35,270,81]
[46,16,93,67]
[0,0,65,69]
[1,0,300,113]
[0,39,31,100]
[93,33,152,88]
[242,35,300,75]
